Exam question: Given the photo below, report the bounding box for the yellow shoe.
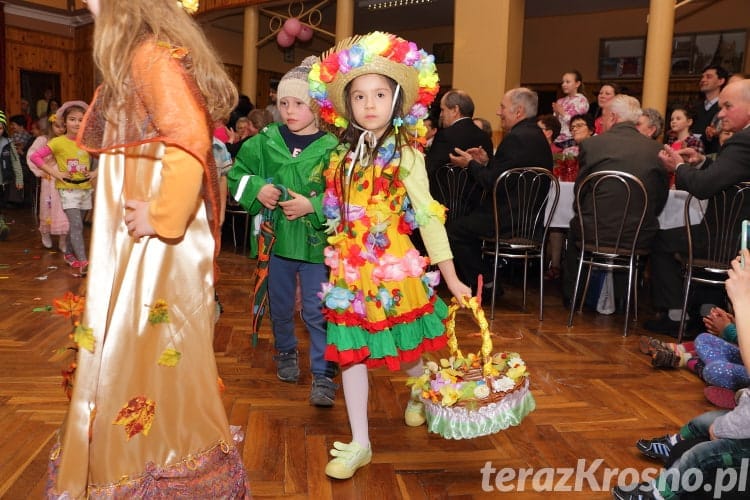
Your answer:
[404,399,425,427]
[324,441,372,479]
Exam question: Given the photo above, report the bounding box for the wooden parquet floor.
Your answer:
[0,205,715,499]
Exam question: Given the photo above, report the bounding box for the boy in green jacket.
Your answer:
[228,56,339,406]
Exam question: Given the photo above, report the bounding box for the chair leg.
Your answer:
[538,252,544,321]
[230,213,238,251]
[623,260,635,337]
[578,263,592,314]
[521,254,528,313]
[677,270,693,344]
[242,214,250,255]
[632,261,639,322]
[490,249,501,321]
[567,253,586,327]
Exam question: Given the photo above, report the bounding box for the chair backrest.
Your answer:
[432,163,479,223]
[491,167,559,243]
[685,182,750,270]
[574,170,648,256]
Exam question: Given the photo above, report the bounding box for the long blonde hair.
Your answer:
[92,0,237,121]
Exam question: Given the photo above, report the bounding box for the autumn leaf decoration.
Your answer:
[113,395,156,440]
[53,291,93,400]
[147,299,170,324]
[73,322,95,353]
[147,299,182,367]
[53,291,85,319]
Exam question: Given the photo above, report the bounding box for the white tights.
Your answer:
[341,358,424,449]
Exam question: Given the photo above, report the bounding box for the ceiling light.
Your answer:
[359,0,435,11]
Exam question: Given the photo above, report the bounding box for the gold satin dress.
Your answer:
[48,143,248,497]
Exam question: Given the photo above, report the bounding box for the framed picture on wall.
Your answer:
[600,29,746,80]
[598,37,644,79]
[692,30,746,75]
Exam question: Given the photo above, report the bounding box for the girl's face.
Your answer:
[597,85,616,107]
[64,110,84,138]
[349,74,394,138]
[236,121,251,139]
[279,97,317,135]
[670,110,691,134]
[85,0,100,17]
[51,121,66,137]
[561,73,581,96]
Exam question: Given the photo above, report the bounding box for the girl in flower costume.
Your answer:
[45,0,249,497]
[309,32,472,479]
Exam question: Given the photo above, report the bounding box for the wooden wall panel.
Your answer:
[4,25,93,116]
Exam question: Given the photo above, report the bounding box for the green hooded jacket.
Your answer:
[227,123,337,263]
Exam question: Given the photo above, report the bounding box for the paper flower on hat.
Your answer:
[309,31,439,138]
[177,0,198,14]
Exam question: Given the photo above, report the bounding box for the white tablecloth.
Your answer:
[545,181,706,230]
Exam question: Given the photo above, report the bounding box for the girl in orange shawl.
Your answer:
[46,0,249,497]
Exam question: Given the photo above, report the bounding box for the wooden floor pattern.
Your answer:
[0,205,715,499]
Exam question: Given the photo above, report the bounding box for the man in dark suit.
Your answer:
[562,94,670,304]
[427,89,495,178]
[646,78,750,334]
[426,90,495,216]
[691,65,729,155]
[446,87,553,292]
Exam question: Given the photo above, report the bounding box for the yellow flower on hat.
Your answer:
[178,0,198,14]
[360,32,390,58]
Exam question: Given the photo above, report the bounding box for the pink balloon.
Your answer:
[283,17,302,37]
[297,25,313,42]
[276,30,295,47]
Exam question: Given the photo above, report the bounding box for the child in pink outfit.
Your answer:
[27,114,69,250]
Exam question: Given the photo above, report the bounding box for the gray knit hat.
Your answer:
[277,56,318,107]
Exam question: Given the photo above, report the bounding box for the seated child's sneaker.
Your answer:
[273,350,300,383]
[404,399,425,427]
[324,441,372,479]
[635,434,675,463]
[309,375,337,407]
[64,253,77,266]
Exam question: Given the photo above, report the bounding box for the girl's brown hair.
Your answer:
[92,0,237,121]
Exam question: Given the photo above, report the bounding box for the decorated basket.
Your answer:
[408,297,535,439]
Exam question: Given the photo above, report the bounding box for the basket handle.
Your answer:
[445,296,494,376]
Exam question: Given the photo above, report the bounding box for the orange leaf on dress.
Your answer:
[113,395,156,440]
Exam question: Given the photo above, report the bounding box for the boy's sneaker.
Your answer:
[612,482,657,500]
[309,375,338,407]
[636,434,675,463]
[324,441,372,479]
[64,253,77,266]
[274,350,300,383]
